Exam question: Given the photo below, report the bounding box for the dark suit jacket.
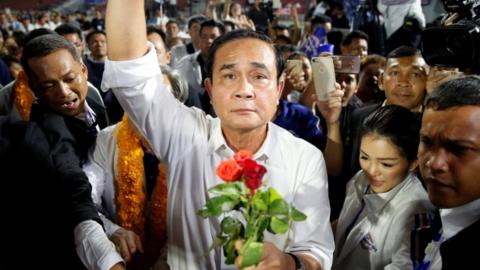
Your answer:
[440,218,480,270]
[30,88,109,163]
[0,114,101,269]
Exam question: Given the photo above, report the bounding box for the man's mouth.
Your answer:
[60,98,78,110]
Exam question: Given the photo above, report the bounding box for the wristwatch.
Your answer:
[287,252,305,270]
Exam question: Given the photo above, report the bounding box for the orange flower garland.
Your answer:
[115,114,168,268]
[14,71,34,121]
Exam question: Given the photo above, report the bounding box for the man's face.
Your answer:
[358,62,383,96]
[166,22,179,38]
[147,32,171,65]
[205,38,284,136]
[380,55,427,111]
[419,106,480,208]
[199,26,221,57]
[336,73,357,106]
[343,38,368,57]
[62,33,84,56]
[188,22,202,46]
[27,49,88,117]
[88,33,107,59]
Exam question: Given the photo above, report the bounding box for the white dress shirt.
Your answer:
[101,43,335,270]
[333,171,433,270]
[377,0,426,38]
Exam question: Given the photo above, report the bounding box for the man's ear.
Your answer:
[378,71,385,91]
[409,159,419,172]
[204,78,213,99]
[166,51,172,65]
[81,63,88,79]
[277,73,285,99]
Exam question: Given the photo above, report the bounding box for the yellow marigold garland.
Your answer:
[115,114,168,268]
[14,71,34,121]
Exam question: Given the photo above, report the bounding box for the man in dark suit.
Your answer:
[417,75,480,270]
[20,34,109,162]
[0,113,103,269]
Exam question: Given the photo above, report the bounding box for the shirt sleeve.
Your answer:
[102,42,205,163]
[74,220,124,270]
[287,148,335,270]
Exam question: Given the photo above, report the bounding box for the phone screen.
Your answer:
[333,55,361,74]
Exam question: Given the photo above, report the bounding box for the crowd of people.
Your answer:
[0,0,478,270]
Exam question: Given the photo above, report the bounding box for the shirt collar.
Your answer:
[208,119,274,164]
[382,99,423,113]
[440,198,480,241]
[75,100,97,127]
[355,171,415,213]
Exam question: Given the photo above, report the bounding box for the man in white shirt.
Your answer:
[417,75,480,270]
[100,0,335,269]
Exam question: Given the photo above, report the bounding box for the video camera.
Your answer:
[421,0,480,70]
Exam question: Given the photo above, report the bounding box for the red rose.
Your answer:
[234,150,253,168]
[216,159,243,182]
[242,159,266,193]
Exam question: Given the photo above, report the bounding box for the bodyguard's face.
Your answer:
[381,55,427,111]
[28,49,88,117]
[418,106,480,208]
[205,38,284,135]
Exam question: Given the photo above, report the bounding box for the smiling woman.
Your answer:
[332,105,433,270]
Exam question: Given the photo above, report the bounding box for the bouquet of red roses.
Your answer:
[198,150,307,268]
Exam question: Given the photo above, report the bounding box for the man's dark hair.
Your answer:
[275,44,296,55]
[55,23,83,41]
[426,75,480,110]
[341,30,369,47]
[21,34,80,79]
[311,14,332,28]
[85,30,106,44]
[222,20,237,31]
[188,15,208,30]
[205,29,284,81]
[147,25,167,45]
[360,105,421,161]
[166,19,179,26]
[287,51,308,60]
[24,28,56,45]
[387,46,421,59]
[273,24,290,31]
[274,34,292,45]
[200,19,225,36]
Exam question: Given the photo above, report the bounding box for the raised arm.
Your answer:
[106,0,148,60]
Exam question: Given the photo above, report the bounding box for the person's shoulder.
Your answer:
[270,122,323,157]
[393,173,434,211]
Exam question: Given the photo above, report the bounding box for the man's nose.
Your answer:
[55,81,71,97]
[396,73,411,86]
[426,148,449,174]
[235,76,254,99]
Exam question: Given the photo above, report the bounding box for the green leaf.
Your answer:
[255,217,269,242]
[205,195,239,217]
[209,182,243,198]
[290,206,307,221]
[211,235,227,249]
[197,208,211,218]
[223,238,238,265]
[268,188,283,203]
[240,241,263,268]
[270,216,289,234]
[252,191,268,212]
[269,199,289,217]
[221,217,243,238]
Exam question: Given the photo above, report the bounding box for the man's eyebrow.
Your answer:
[250,62,270,72]
[219,62,271,72]
[219,63,236,71]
